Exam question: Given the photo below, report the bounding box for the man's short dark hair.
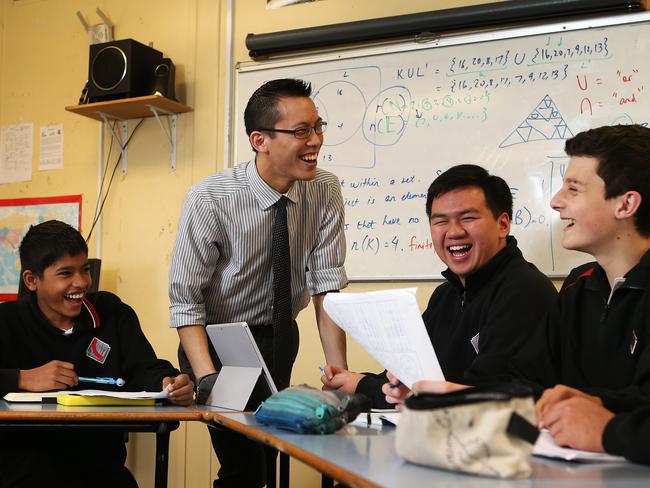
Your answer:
[426,164,513,220]
[244,78,312,136]
[565,124,650,237]
[19,220,87,277]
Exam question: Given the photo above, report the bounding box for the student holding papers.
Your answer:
[322,165,557,407]
[405,127,650,463]
[0,220,193,488]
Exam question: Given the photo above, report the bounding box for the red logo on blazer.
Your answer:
[86,337,110,364]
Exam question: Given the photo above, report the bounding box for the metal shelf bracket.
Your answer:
[98,111,129,175]
[147,105,178,171]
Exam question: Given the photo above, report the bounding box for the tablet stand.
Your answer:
[206,366,262,411]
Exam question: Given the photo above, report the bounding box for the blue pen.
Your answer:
[78,376,125,387]
[319,366,332,381]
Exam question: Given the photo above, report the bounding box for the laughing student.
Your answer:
[0,220,193,488]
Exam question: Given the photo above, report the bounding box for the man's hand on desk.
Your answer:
[163,374,194,405]
[18,360,78,391]
[539,396,614,452]
[320,365,364,394]
[535,384,602,426]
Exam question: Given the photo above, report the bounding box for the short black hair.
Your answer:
[565,124,650,237]
[19,220,87,277]
[244,78,312,136]
[426,164,513,220]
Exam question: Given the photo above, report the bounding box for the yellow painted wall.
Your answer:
[1,1,563,487]
[0,2,221,486]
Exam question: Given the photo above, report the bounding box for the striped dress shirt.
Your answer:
[169,160,348,328]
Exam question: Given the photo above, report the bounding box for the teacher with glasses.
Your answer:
[168,78,348,488]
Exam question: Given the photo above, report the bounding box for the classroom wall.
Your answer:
[0,2,221,486]
[0,0,547,486]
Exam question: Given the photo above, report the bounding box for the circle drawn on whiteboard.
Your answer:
[363,86,411,146]
[313,81,366,146]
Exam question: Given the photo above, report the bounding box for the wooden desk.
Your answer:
[0,401,203,488]
[206,411,650,488]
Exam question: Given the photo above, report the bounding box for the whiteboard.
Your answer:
[234,12,650,280]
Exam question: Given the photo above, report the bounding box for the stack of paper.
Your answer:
[349,410,401,429]
[533,430,626,462]
[3,392,60,403]
[324,288,444,388]
[4,388,169,405]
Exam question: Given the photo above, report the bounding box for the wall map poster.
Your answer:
[0,195,81,301]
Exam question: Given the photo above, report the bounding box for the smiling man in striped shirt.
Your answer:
[169,78,348,487]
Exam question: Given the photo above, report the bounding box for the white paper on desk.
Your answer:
[4,388,169,403]
[324,288,444,388]
[378,412,400,426]
[350,413,383,429]
[65,389,170,400]
[3,392,60,402]
[533,430,626,463]
[349,410,401,429]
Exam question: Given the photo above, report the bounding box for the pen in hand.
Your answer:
[319,366,329,379]
[78,376,125,387]
[386,371,401,390]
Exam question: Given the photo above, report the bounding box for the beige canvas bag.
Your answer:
[396,384,539,478]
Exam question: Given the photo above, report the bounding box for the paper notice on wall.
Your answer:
[0,123,33,183]
[39,124,64,170]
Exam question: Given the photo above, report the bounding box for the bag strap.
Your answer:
[506,412,539,445]
[405,383,534,410]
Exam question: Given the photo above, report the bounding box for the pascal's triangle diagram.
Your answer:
[500,95,573,148]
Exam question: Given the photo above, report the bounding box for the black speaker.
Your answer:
[151,58,176,100]
[87,38,162,102]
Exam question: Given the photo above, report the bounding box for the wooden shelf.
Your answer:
[65,95,193,121]
[65,95,193,172]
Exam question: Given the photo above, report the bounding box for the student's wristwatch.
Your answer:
[195,373,219,405]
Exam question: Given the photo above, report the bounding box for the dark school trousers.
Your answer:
[0,431,138,488]
[179,321,299,488]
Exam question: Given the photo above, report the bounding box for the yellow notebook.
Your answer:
[57,394,156,406]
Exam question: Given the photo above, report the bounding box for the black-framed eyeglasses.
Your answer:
[258,121,327,139]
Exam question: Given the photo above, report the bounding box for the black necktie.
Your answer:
[272,196,292,384]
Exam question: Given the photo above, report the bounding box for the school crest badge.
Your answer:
[86,337,110,364]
